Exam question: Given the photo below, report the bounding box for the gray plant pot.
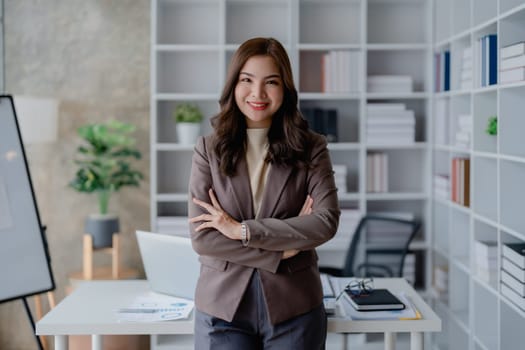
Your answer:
[85,214,119,249]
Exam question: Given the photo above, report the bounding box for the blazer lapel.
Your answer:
[258,163,293,218]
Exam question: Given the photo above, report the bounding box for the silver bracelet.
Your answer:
[241,223,249,246]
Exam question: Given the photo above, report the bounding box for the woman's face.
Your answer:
[234,55,284,128]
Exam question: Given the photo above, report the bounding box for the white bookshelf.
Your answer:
[431,1,525,349]
[150,0,432,291]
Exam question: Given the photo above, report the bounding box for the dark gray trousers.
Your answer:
[194,270,327,350]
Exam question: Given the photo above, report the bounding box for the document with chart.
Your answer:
[116,291,194,322]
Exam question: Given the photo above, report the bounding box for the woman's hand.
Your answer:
[190,188,242,240]
[282,195,313,259]
[299,195,313,216]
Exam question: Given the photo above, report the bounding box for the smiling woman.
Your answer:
[187,37,340,350]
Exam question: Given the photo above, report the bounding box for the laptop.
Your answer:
[136,230,200,300]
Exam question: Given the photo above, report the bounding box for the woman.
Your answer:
[188,37,340,349]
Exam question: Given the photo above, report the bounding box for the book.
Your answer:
[323,109,338,142]
[501,282,525,311]
[501,41,525,59]
[500,66,525,84]
[502,243,525,269]
[500,53,525,71]
[444,51,450,91]
[501,270,525,297]
[343,288,405,311]
[474,240,497,258]
[341,292,420,320]
[502,257,525,283]
[487,34,498,86]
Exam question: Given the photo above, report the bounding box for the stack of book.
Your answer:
[455,114,472,149]
[500,41,525,84]
[302,108,338,142]
[434,98,449,145]
[367,75,413,93]
[366,103,415,145]
[434,50,450,92]
[433,174,450,201]
[459,46,473,90]
[156,216,190,237]
[318,209,361,251]
[366,152,388,193]
[474,240,498,284]
[321,50,361,93]
[332,164,348,193]
[451,157,470,207]
[501,242,525,311]
[330,277,421,320]
[476,34,498,87]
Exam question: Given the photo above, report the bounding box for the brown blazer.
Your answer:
[188,132,340,325]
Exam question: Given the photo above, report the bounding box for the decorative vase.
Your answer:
[84,214,119,249]
[176,123,200,145]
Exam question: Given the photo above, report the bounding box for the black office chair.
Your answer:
[320,214,421,278]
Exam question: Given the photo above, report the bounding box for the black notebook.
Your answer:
[343,288,405,311]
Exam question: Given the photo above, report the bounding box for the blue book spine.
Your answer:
[444,51,450,91]
[481,36,486,87]
[434,53,439,92]
[439,52,445,91]
[488,34,498,85]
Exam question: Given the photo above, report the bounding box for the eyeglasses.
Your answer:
[336,278,374,301]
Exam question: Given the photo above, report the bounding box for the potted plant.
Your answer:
[69,120,144,248]
[173,103,203,145]
[486,115,497,136]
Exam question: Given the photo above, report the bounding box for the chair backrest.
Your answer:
[341,214,421,278]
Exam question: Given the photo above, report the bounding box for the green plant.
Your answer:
[486,116,497,136]
[69,120,144,215]
[173,103,203,123]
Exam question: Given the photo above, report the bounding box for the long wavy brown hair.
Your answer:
[211,37,312,177]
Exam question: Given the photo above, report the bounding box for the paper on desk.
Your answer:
[116,291,194,322]
[330,277,420,320]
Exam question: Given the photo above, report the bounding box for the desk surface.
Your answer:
[36,279,440,336]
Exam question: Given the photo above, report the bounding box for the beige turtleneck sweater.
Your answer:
[246,128,271,218]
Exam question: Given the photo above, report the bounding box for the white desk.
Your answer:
[36,279,440,350]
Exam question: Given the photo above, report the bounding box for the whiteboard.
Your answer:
[0,95,54,303]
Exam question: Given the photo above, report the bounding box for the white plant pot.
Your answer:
[177,123,201,145]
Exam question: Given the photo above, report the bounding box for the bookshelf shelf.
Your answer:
[431,1,525,349]
[366,43,429,50]
[299,92,361,100]
[156,193,188,202]
[298,43,362,51]
[365,92,429,99]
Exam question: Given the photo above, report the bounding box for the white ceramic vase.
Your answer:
[177,123,200,145]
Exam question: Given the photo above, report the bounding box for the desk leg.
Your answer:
[384,332,396,350]
[91,335,103,350]
[54,335,68,350]
[410,332,423,350]
[342,334,348,350]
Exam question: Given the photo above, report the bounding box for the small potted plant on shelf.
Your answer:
[173,103,203,145]
[486,115,497,136]
[69,120,144,248]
